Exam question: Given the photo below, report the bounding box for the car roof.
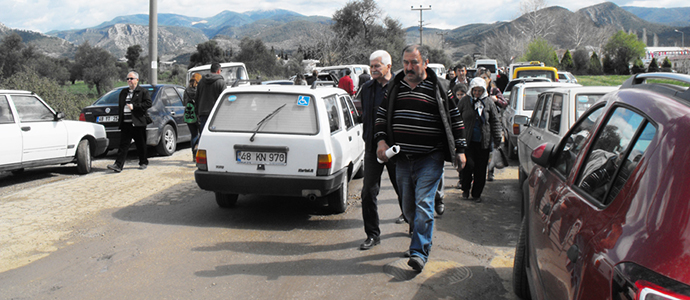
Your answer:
[188,62,246,72]
[0,90,33,94]
[515,82,580,89]
[544,86,618,94]
[222,84,346,96]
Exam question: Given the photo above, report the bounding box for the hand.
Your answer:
[376,140,390,163]
[455,153,466,172]
[127,103,134,110]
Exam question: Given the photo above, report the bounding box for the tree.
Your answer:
[560,49,574,71]
[589,51,603,75]
[189,40,229,69]
[74,42,118,95]
[602,53,614,75]
[235,37,279,78]
[647,58,659,72]
[484,27,528,67]
[332,0,381,43]
[662,56,672,71]
[571,48,590,75]
[514,0,557,41]
[0,33,24,78]
[125,45,143,70]
[521,38,557,67]
[604,30,646,75]
[427,47,451,68]
[631,58,645,74]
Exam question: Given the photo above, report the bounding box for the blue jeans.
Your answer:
[396,151,445,262]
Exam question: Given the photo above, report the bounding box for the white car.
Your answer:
[0,90,108,174]
[427,63,447,79]
[557,71,578,84]
[194,85,364,213]
[316,65,370,90]
[515,85,618,187]
[187,62,250,87]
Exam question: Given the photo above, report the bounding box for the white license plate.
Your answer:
[236,150,287,165]
[97,115,118,122]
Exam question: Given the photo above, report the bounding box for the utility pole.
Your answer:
[411,5,431,46]
[436,31,447,48]
[149,0,158,85]
[675,29,685,48]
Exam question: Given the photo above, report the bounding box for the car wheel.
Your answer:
[76,139,92,174]
[156,124,177,156]
[505,133,517,160]
[328,174,348,213]
[215,192,238,208]
[513,217,532,300]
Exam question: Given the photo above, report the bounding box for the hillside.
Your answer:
[622,6,690,27]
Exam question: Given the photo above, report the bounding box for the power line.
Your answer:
[411,5,431,46]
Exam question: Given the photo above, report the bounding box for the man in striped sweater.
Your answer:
[375,45,467,272]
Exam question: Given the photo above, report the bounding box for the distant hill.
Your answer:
[623,6,690,27]
[0,23,76,58]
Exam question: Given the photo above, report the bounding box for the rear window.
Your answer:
[193,66,249,86]
[476,64,497,73]
[93,89,122,105]
[523,87,554,110]
[209,92,318,135]
[516,70,556,82]
[575,94,605,119]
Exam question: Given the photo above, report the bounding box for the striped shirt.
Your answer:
[374,78,466,155]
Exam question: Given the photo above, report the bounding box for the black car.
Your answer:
[79,84,191,156]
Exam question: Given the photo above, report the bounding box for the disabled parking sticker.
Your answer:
[297,95,310,106]
[228,95,237,102]
[577,96,589,103]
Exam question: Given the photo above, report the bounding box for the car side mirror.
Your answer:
[531,142,555,168]
[55,112,65,120]
[514,115,529,126]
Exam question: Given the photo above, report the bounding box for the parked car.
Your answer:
[194,84,364,213]
[513,73,690,300]
[502,77,552,97]
[508,61,544,81]
[515,86,618,188]
[187,62,249,87]
[80,84,191,156]
[316,65,370,90]
[428,63,447,79]
[558,71,578,84]
[475,59,499,81]
[502,81,580,159]
[1,90,108,174]
[512,66,559,82]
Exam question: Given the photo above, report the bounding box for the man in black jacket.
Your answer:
[195,62,226,131]
[108,71,152,172]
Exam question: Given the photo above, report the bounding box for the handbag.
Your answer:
[184,101,198,123]
[145,113,153,125]
[489,147,509,169]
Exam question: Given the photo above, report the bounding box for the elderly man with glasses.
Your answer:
[107,71,152,172]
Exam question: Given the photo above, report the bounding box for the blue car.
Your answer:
[80,84,191,156]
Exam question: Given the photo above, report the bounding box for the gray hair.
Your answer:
[370,50,392,66]
[402,44,429,63]
[128,71,140,79]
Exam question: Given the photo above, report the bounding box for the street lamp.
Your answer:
[675,29,684,48]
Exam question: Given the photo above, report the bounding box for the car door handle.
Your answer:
[536,136,542,140]
[171,112,176,115]
[349,136,352,141]
[21,126,31,131]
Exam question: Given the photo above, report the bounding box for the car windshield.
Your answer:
[575,94,606,119]
[209,92,318,135]
[516,70,556,81]
[523,87,555,110]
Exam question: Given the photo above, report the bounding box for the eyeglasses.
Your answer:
[126,78,137,81]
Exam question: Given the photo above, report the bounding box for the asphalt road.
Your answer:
[0,147,522,300]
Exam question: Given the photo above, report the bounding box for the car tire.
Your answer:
[76,139,92,174]
[156,124,177,156]
[513,217,532,300]
[215,192,238,208]
[328,174,348,213]
[504,132,517,160]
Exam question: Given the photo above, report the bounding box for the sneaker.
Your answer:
[455,180,462,189]
[487,171,494,181]
[408,256,425,272]
[462,190,470,199]
[474,196,482,203]
[435,199,445,215]
[139,164,148,170]
[107,164,122,173]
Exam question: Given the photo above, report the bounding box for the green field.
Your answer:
[576,74,690,87]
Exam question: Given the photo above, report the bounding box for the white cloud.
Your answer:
[0,0,688,33]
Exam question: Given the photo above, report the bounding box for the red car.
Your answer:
[513,73,690,300]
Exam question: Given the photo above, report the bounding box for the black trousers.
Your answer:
[462,141,491,198]
[361,146,402,238]
[115,123,148,167]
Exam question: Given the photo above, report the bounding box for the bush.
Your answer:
[0,69,92,120]
[648,58,659,73]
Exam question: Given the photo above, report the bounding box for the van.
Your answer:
[187,62,250,87]
[427,63,446,79]
[475,59,498,81]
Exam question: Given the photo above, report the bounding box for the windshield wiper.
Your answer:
[250,103,286,142]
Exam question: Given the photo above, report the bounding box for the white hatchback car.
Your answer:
[0,90,108,174]
[194,84,364,213]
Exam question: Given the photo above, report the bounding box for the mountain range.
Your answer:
[0,3,688,64]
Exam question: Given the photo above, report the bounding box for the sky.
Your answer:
[2,0,688,34]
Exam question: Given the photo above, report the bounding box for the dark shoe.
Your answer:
[408,226,413,237]
[435,201,445,215]
[403,250,412,257]
[462,190,470,199]
[408,256,425,272]
[139,164,148,170]
[474,196,482,203]
[107,164,122,173]
[395,214,406,224]
[455,180,462,189]
[359,236,380,250]
[487,171,494,181]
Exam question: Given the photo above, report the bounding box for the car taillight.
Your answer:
[79,112,86,121]
[196,149,207,171]
[317,154,332,176]
[513,123,521,135]
[613,263,690,300]
[532,143,547,160]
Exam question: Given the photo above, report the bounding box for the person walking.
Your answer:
[478,69,507,181]
[358,69,371,90]
[107,71,152,172]
[337,69,355,96]
[449,64,469,92]
[358,50,404,251]
[194,62,226,144]
[375,45,467,271]
[457,77,502,202]
[184,73,202,160]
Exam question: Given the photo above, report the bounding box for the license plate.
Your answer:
[236,150,287,165]
[97,115,118,123]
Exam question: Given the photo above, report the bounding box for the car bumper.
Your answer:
[94,137,109,156]
[194,168,348,198]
